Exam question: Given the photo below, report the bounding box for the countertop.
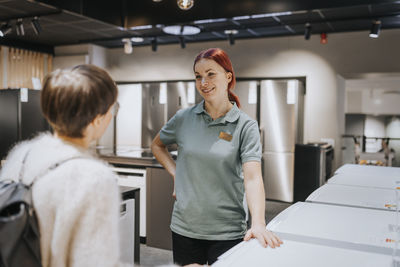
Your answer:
[97,146,176,168]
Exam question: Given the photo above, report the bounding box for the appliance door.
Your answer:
[0,90,19,160]
[113,167,147,238]
[234,81,258,121]
[141,83,166,148]
[116,84,142,147]
[328,173,398,189]
[213,239,391,267]
[119,198,135,265]
[335,164,399,177]
[167,81,201,120]
[21,90,49,140]
[260,80,298,153]
[306,183,396,211]
[263,152,294,202]
[267,202,395,250]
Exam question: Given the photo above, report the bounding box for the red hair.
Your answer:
[193,48,240,108]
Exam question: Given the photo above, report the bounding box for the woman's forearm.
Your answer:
[243,161,266,226]
[151,133,176,179]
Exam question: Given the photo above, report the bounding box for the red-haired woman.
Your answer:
[152,48,282,266]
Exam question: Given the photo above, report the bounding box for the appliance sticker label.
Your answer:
[20,88,28,102]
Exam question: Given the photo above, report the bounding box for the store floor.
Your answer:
[139,200,291,267]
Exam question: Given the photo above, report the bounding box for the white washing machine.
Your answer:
[266,202,396,251]
[335,164,400,177]
[212,238,392,267]
[306,183,397,211]
[328,173,399,190]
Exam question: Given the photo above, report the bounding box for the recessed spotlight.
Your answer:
[224,29,238,35]
[163,25,200,35]
[130,37,144,42]
[177,0,194,10]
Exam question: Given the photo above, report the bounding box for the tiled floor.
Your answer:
[138,200,291,267]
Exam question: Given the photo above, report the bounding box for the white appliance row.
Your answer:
[307,183,396,211]
[334,164,400,178]
[213,238,392,267]
[212,164,400,267]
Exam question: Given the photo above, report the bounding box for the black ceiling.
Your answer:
[0,0,400,54]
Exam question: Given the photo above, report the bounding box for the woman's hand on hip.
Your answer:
[244,223,283,248]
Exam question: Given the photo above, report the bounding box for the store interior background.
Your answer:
[43,28,400,167]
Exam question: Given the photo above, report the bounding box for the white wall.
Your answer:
[53,44,107,70]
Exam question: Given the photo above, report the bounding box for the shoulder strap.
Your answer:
[27,156,86,187]
[18,151,86,187]
[18,149,31,183]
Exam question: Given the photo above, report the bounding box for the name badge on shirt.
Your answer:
[219,131,233,142]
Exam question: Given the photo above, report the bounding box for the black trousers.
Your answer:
[172,231,242,265]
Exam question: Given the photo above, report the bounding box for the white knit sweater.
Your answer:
[0,133,129,267]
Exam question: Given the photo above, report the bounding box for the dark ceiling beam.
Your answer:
[76,10,400,48]
[0,10,62,22]
[0,38,54,54]
[211,31,225,38]
[197,11,400,33]
[272,15,296,34]
[246,28,260,36]
[315,10,335,31]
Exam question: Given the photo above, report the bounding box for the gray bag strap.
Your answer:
[18,149,85,187]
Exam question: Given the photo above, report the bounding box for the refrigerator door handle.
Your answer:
[259,127,264,153]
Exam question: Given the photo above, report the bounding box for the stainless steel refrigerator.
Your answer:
[259,80,304,202]
[0,89,49,160]
[141,81,201,148]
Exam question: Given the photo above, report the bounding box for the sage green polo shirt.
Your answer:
[160,100,261,240]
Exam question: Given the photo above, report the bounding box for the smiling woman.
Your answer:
[193,48,239,109]
[151,48,283,266]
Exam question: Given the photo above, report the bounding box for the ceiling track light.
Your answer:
[369,20,381,38]
[122,38,132,54]
[320,33,327,44]
[151,38,158,52]
[16,18,24,36]
[31,16,41,35]
[224,29,238,45]
[228,34,235,45]
[179,36,186,49]
[304,23,312,40]
[177,0,194,10]
[0,23,12,37]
